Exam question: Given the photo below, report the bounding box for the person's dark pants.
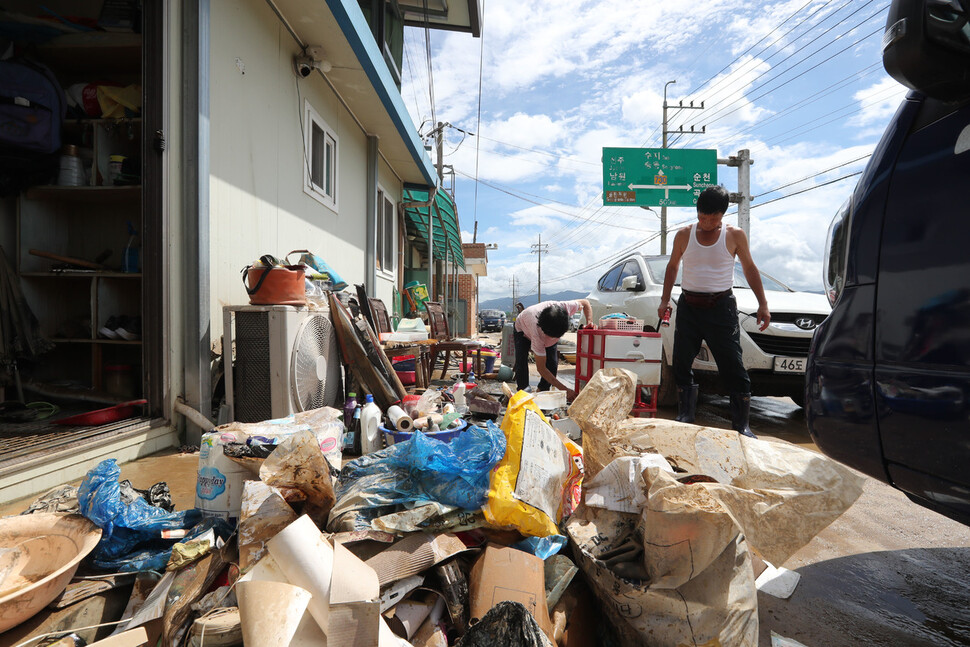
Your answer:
[513,328,558,392]
[672,293,751,393]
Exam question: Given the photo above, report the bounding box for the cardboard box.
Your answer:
[468,544,554,641]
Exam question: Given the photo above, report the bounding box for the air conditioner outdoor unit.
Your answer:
[223,304,342,423]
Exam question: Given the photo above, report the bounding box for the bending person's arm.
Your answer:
[535,355,576,400]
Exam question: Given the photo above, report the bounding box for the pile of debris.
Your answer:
[0,368,864,647]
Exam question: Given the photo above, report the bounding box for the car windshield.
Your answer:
[481,310,503,317]
[644,258,792,292]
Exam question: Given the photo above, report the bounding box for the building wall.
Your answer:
[207,0,401,333]
[455,273,477,336]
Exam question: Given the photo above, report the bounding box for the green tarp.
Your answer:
[402,187,464,268]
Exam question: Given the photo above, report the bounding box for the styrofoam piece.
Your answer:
[756,561,801,599]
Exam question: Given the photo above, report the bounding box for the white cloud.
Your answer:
[403,0,899,299]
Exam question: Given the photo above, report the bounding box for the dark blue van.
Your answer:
[806,0,970,524]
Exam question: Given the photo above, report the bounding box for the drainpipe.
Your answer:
[365,135,378,295]
[182,0,211,445]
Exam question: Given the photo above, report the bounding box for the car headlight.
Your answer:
[823,199,851,307]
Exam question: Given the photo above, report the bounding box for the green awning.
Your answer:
[403,187,465,269]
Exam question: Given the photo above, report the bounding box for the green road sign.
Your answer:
[603,148,718,207]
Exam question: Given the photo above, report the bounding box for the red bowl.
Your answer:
[54,399,148,426]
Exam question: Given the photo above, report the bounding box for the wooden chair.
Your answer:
[424,300,482,379]
[366,295,430,389]
[367,297,393,335]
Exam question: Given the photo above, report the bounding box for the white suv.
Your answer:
[586,253,830,407]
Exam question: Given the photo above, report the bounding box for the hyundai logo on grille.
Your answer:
[795,317,817,330]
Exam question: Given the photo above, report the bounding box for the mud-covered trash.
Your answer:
[567,368,639,480]
[21,484,79,515]
[567,503,757,647]
[259,430,336,526]
[77,459,202,571]
[484,392,582,538]
[457,601,555,647]
[237,480,298,568]
[328,422,505,532]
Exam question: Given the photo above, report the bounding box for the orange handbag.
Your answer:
[242,256,306,306]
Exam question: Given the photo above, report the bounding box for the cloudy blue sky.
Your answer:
[401,0,905,302]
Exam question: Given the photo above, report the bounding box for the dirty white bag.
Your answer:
[567,368,642,480]
[567,504,758,647]
[567,374,866,647]
[260,430,337,526]
[631,419,866,568]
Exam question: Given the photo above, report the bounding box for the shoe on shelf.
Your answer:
[117,316,141,341]
[99,315,122,339]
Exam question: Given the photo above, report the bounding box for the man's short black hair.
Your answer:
[537,303,569,338]
[696,185,729,215]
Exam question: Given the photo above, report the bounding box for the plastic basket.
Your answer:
[599,317,644,331]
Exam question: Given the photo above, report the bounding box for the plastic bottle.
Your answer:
[453,381,468,415]
[344,392,358,424]
[360,394,382,454]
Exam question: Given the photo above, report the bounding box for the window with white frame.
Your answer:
[304,100,338,210]
[376,188,395,275]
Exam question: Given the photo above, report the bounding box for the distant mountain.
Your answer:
[478,290,588,313]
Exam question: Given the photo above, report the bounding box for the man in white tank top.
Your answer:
[657,186,770,438]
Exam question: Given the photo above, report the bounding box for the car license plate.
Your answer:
[774,357,806,373]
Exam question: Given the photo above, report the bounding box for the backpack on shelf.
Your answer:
[0,57,67,194]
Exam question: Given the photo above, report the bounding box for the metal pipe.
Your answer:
[175,396,215,431]
[181,0,212,446]
[366,135,378,295]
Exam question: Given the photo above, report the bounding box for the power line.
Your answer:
[752,171,862,208]
[689,0,844,108]
[753,154,870,198]
[472,0,487,236]
[453,169,655,233]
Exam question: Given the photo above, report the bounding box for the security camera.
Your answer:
[294,47,331,79]
[295,54,315,78]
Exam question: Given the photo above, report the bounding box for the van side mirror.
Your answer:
[621,275,640,291]
[884,0,970,101]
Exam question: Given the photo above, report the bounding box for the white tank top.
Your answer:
[681,224,735,292]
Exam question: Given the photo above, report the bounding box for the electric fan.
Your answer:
[290,313,341,411]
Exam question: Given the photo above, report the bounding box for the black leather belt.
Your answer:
[682,289,732,298]
[681,289,732,308]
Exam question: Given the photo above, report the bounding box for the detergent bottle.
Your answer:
[359,394,382,454]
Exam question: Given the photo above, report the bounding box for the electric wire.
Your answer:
[752,171,862,208]
[696,4,887,129]
[753,154,871,198]
[753,83,903,150]
[704,23,886,129]
[687,0,845,111]
[454,169,655,232]
[714,62,883,146]
[684,0,835,99]
[472,0,486,235]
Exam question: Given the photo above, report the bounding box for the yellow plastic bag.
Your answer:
[483,391,576,537]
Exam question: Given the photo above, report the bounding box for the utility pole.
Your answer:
[661,80,705,254]
[718,150,754,239]
[509,276,519,314]
[531,235,548,302]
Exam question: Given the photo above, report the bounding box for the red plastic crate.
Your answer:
[575,328,661,417]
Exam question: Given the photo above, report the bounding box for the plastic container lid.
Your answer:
[365,394,374,403]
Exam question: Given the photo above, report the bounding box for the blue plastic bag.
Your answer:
[288,249,348,291]
[91,516,235,572]
[78,459,202,564]
[512,534,567,559]
[329,422,506,531]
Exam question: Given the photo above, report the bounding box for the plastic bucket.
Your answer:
[245,265,306,306]
[196,432,251,521]
[382,418,468,446]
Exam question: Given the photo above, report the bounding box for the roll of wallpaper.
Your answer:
[388,405,414,432]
